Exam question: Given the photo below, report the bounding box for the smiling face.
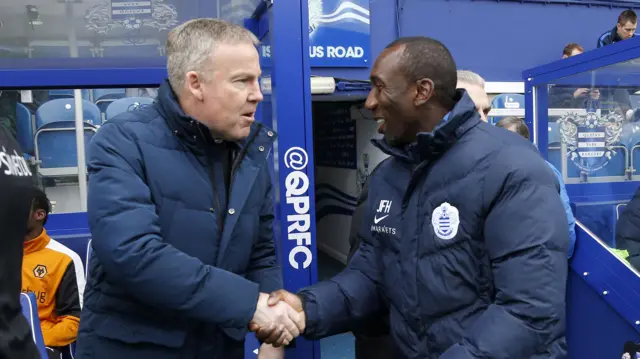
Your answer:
[184,42,263,141]
[365,46,437,145]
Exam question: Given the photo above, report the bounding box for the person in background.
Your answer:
[456,70,490,122]
[598,9,638,48]
[549,43,601,109]
[0,125,39,359]
[22,188,85,359]
[495,116,576,258]
[614,187,640,270]
[254,36,570,358]
[75,18,302,359]
[562,42,584,59]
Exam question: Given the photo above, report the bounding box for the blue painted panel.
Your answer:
[269,0,321,357]
[45,212,90,237]
[567,223,640,358]
[399,0,636,81]
[0,64,167,89]
[308,0,370,67]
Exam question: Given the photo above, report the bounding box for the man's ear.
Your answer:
[185,71,204,101]
[415,78,435,107]
[34,209,46,222]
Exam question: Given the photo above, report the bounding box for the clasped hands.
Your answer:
[249,290,305,347]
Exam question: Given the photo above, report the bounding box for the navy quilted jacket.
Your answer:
[75,80,281,359]
[300,91,569,359]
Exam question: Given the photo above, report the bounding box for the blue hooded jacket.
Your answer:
[75,80,281,359]
[299,90,569,359]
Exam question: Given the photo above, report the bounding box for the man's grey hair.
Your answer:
[457,70,485,88]
[167,18,259,92]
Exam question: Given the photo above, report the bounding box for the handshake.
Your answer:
[249,290,305,347]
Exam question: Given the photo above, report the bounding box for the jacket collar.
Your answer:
[372,89,481,163]
[155,79,276,156]
[24,229,50,254]
[609,26,634,43]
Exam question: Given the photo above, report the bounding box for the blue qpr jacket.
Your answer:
[75,80,282,359]
[299,90,570,359]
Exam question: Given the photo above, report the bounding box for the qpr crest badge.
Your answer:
[431,202,460,240]
[557,111,625,173]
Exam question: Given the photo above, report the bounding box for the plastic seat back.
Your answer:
[20,292,49,359]
[105,97,154,121]
[16,103,35,155]
[36,99,101,128]
[488,93,525,125]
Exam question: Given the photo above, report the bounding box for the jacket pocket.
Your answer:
[89,292,189,349]
[91,311,187,349]
[165,207,219,264]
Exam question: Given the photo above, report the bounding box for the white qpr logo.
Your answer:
[431,202,460,240]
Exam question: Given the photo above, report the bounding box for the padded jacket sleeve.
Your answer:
[42,262,80,347]
[298,180,384,339]
[87,122,260,330]
[440,148,569,359]
[246,171,283,293]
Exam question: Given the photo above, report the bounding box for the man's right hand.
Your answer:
[250,293,304,347]
[249,290,306,345]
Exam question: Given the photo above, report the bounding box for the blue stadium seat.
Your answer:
[47,89,91,101]
[105,97,154,121]
[36,99,101,128]
[598,146,628,178]
[16,103,35,155]
[94,88,126,114]
[547,122,564,174]
[55,234,91,274]
[35,99,100,177]
[488,93,525,125]
[620,124,640,178]
[617,203,627,220]
[548,122,561,145]
[20,292,49,359]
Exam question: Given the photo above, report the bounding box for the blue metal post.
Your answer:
[270,0,320,358]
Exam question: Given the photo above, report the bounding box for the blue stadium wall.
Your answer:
[316,0,640,81]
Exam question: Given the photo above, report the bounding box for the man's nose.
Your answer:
[364,90,377,110]
[250,81,263,103]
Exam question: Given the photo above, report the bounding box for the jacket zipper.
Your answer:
[197,124,263,235]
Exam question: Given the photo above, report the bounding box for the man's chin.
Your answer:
[229,127,252,142]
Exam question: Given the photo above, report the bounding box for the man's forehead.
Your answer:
[370,45,405,80]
